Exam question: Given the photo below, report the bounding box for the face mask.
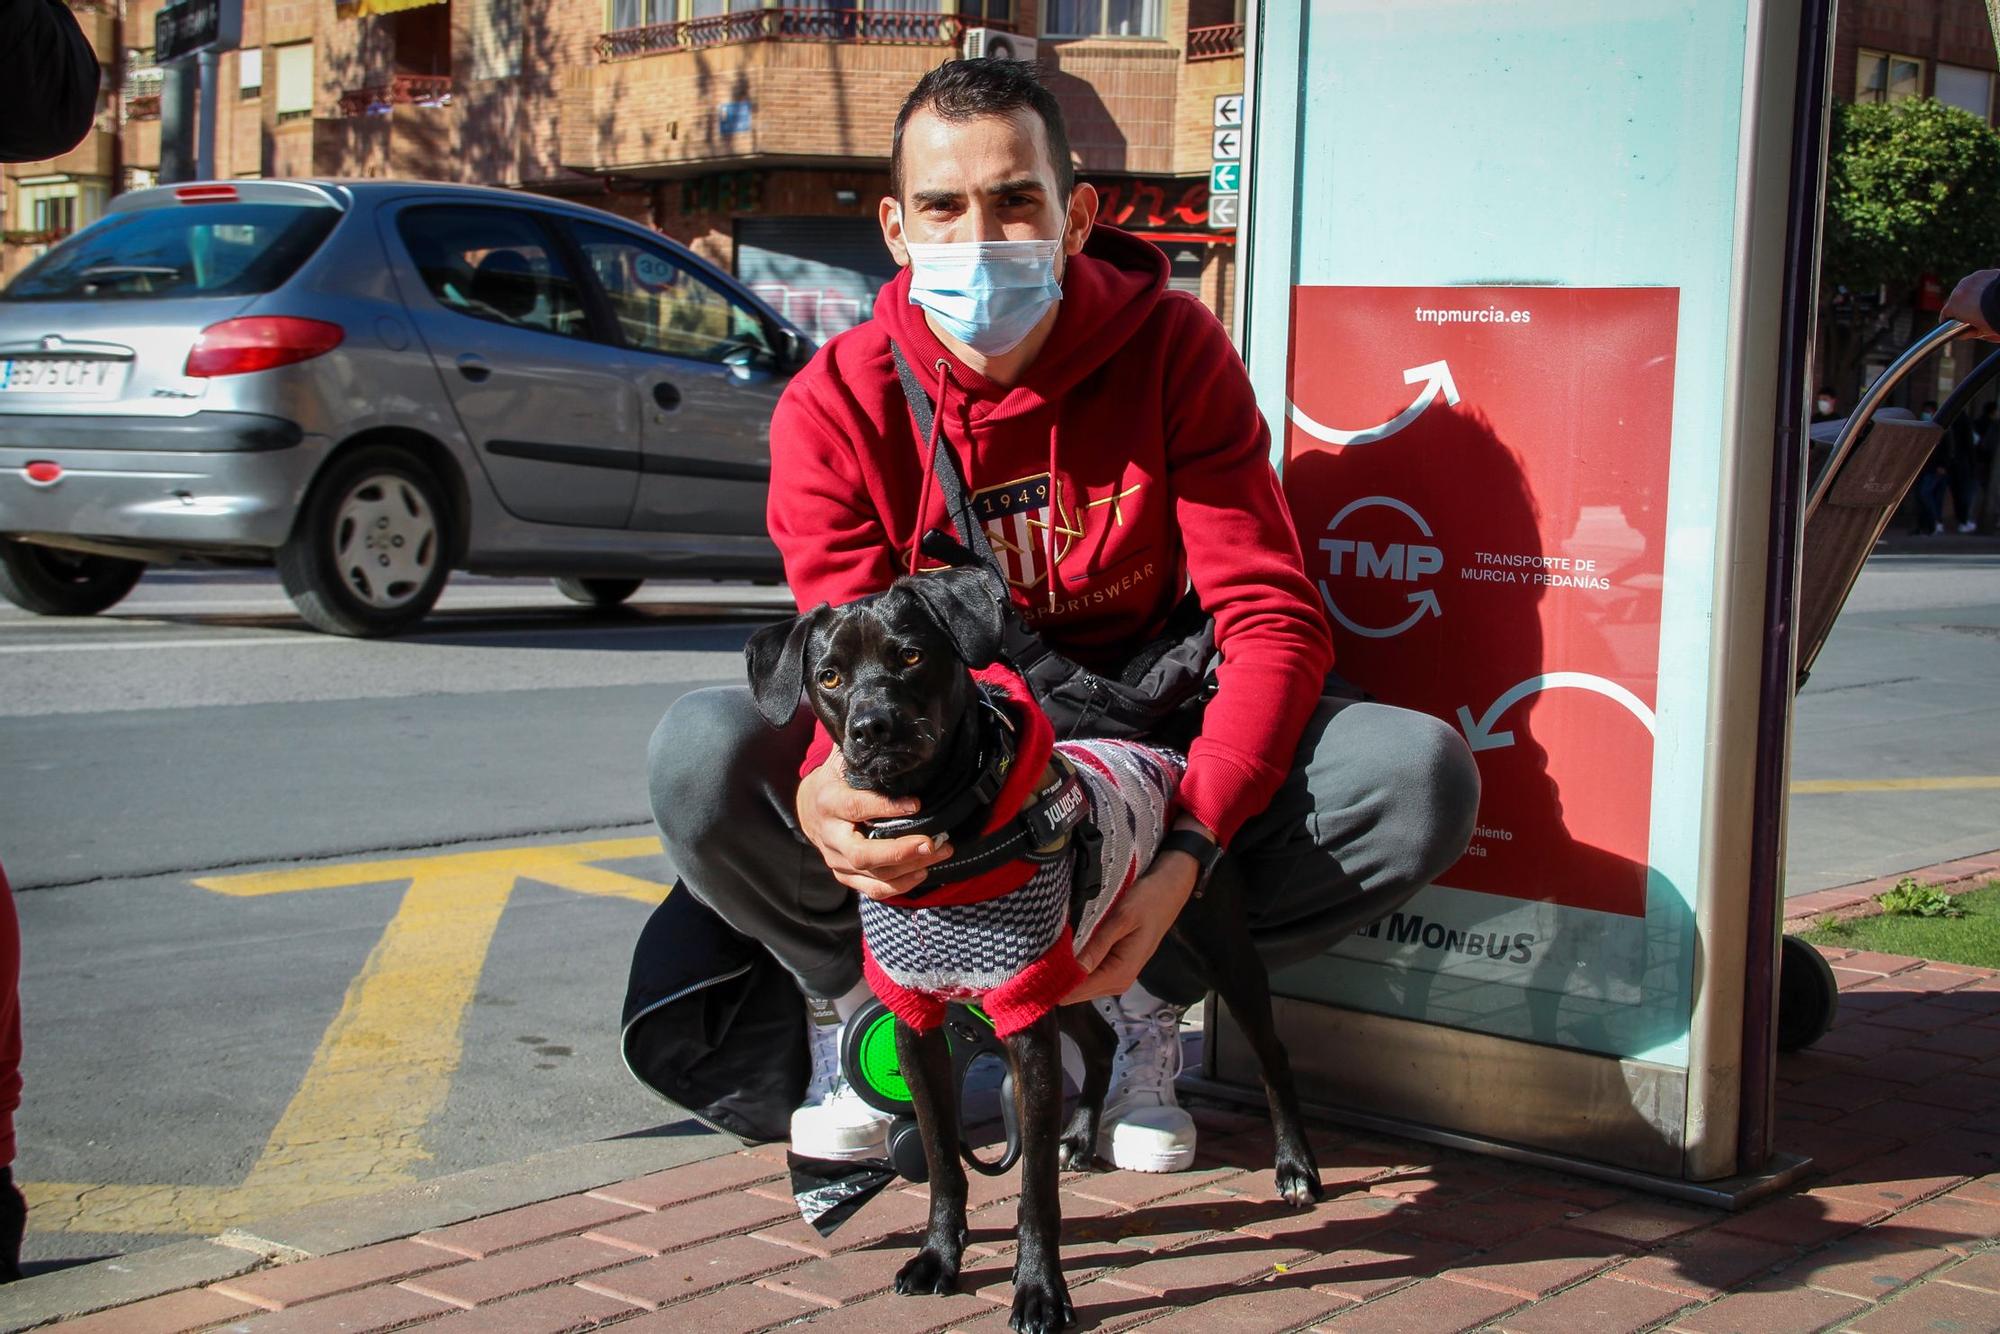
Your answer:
[1815,397,1834,416]
[903,237,1063,357]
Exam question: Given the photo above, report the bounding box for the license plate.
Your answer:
[0,358,128,396]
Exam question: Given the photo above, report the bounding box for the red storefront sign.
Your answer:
[1284,286,1679,919]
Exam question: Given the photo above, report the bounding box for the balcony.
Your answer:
[564,12,984,175]
[598,8,996,58]
[1185,22,1243,61]
[336,74,456,118]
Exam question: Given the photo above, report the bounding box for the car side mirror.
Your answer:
[775,328,813,373]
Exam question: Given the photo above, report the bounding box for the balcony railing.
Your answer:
[3,228,71,247]
[336,74,455,118]
[1185,21,1243,61]
[598,9,1007,59]
[126,92,162,120]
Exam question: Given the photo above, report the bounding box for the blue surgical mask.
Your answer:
[904,237,1063,356]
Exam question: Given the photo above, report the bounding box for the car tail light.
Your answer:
[185,317,344,377]
[175,184,239,203]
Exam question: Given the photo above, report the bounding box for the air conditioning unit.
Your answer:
[963,28,1037,62]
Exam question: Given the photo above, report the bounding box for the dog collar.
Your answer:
[860,690,1017,844]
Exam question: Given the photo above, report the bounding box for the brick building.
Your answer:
[4,0,1245,329]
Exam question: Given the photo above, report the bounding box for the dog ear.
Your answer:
[744,605,828,727]
[905,567,1008,669]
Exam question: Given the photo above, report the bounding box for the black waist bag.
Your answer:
[893,340,1219,748]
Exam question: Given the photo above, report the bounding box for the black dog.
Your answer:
[746,568,1323,1334]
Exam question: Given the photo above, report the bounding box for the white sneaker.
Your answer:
[1959,520,1979,534]
[1093,985,1197,1173]
[790,1003,894,1161]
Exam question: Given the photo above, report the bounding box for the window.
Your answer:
[274,42,314,120]
[1044,0,1158,37]
[608,0,674,29]
[5,200,338,302]
[568,221,771,364]
[1856,48,1924,104]
[238,47,262,97]
[958,0,1013,24]
[1936,63,1996,121]
[397,207,590,340]
[24,185,78,236]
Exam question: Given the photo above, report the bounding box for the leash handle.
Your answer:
[946,1005,1022,1177]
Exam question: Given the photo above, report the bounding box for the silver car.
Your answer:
[0,180,807,635]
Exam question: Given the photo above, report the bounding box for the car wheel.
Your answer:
[553,576,643,608]
[278,448,450,637]
[0,539,145,615]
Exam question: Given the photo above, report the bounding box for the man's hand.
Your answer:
[797,749,954,900]
[1942,270,2000,341]
[1064,848,1201,1004]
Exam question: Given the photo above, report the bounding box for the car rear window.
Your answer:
[2,202,340,302]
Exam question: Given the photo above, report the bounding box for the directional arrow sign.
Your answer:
[1210,162,1241,194]
[1455,673,1659,751]
[1289,361,1460,446]
[1212,128,1241,161]
[24,838,672,1239]
[1209,193,1239,229]
[1213,93,1243,128]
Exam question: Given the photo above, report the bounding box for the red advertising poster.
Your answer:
[1284,287,1678,919]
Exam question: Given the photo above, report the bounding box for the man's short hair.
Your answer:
[891,59,1076,203]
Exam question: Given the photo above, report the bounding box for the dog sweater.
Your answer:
[858,672,1184,1039]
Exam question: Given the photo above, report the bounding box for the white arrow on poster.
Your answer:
[1288,361,1460,446]
[1210,162,1241,194]
[1212,128,1240,161]
[1454,672,1660,752]
[1209,193,1239,229]
[1213,93,1243,128]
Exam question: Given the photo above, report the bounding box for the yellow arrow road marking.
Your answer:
[25,837,670,1237]
[1791,776,2000,794]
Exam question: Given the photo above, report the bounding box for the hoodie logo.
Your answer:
[972,474,1147,594]
[974,473,1055,590]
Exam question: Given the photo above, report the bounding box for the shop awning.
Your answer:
[335,0,445,19]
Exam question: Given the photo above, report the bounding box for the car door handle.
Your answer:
[653,381,681,411]
[456,354,491,383]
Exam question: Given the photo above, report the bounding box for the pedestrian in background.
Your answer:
[0,0,101,164]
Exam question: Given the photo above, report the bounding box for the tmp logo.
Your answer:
[1315,495,1443,639]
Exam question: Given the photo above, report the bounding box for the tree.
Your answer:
[1820,97,2000,392]
[1827,97,2000,291]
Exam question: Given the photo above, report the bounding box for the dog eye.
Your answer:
[900,647,924,667]
[816,669,842,690]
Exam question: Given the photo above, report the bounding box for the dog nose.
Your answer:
[849,711,894,746]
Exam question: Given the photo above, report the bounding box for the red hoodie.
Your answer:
[767,225,1332,844]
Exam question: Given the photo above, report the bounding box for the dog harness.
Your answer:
[858,669,1184,1038]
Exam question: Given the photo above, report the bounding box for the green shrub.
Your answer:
[1876,877,1965,919]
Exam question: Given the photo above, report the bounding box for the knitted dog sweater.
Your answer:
[858,670,1184,1038]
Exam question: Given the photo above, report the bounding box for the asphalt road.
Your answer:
[1,552,1994,1273]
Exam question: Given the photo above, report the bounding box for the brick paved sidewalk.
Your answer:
[42,946,2000,1334]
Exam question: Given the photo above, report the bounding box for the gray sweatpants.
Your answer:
[648,683,1481,1006]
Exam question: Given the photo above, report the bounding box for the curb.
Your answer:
[0,1122,738,1333]
[1784,847,2000,930]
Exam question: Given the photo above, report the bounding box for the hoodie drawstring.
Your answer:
[907,357,955,575]
[1045,423,1060,611]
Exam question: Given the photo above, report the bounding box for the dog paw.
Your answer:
[895,1248,960,1297]
[1276,1160,1325,1208]
[1009,1272,1074,1333]
[1057,1135,1097,1171]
